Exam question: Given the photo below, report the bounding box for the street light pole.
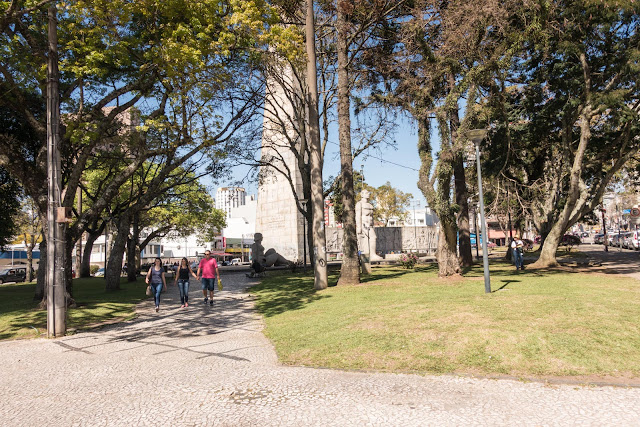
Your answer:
[412,200,420,253]
[468,129,491,294]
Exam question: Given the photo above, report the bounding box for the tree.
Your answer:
[482,0,640,268]
[307,0,329,289]
[0,167,21,249]
[14,197,42,282]
[368,182,412,226]
[1,0,287,298]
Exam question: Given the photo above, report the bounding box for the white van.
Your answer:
[230,258,241,265]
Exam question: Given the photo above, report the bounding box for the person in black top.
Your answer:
[146,257,167,312]
[174,257,197,308]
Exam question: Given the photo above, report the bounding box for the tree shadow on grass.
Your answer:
[251,273,331,318]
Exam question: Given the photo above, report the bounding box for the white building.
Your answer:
[388,206,440,227]
[216,187,246,218]
[223,195,257,239]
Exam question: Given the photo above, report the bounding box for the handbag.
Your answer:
[146,285,152,296]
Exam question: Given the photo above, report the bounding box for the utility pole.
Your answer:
[47,3,66,337]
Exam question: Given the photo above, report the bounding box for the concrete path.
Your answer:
[1,272,640,426]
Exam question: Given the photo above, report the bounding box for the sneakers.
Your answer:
[204,298,208,304]
[209,299,213,306]
[155,306,159,312]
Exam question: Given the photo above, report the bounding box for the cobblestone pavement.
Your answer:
[2,272,640,426]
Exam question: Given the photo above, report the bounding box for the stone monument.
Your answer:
[356,190,383,272]
[249,232,292,277]
[255,63,305,262]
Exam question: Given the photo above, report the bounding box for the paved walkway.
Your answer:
[2,271,640,426]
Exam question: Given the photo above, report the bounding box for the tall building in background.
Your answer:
[216,187,246,218]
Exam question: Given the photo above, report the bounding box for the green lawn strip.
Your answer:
[0,277,149,340]
[251,265,640,378]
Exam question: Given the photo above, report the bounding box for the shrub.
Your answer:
[400,253,418,269]
[90,265,101,275]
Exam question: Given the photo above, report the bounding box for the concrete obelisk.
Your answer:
[255,65,305,262]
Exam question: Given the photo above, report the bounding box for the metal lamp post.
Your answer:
[301,199,308,273]
[467,129,491,293]
[411,200,420,253]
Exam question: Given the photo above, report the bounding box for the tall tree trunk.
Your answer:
[447,75,472,267]
[532,95,593,268]
[336,3,360,285]
[306,0,328,289]
[454,154,472,266]
[417,116,460,277]
[34,240,46,302]
[81,227,103,277]
[127,212,139,282]
[75,187,82,276]
[23,234,35,282]
[105,214,131,291]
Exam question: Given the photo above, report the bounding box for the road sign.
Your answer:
[630,207,640,225]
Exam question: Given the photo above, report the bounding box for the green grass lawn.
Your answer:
[251,262,640,379]
[0,277,148,340]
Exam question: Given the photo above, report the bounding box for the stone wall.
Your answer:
[325,226,439,256]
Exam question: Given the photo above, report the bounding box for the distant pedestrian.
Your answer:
[145,257,167,312]
[174,257,197,308]
[197,250,221,306]
[511,237,525,270]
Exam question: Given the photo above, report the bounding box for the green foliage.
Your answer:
[0,168,22,249]
[90,265,101,275]
[369,181,412,226]
[325,170,365,222]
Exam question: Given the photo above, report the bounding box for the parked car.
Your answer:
[631,231,640,250]
[94,267,105,277]
[610,233,621,247]
[593,233,604,244]
[0,267,27,284]
[230,258,241,265]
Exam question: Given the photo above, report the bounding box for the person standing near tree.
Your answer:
[197,250,221,306]
[511,237,525,270]
[145,257,167,312]
[174,257,197,308]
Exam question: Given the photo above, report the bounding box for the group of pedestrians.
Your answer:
[144,250,222,312]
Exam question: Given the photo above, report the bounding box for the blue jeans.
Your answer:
[201,277,215,291]
[151,282,163,307]
[177,279,190,304]
[513,248,523,269]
